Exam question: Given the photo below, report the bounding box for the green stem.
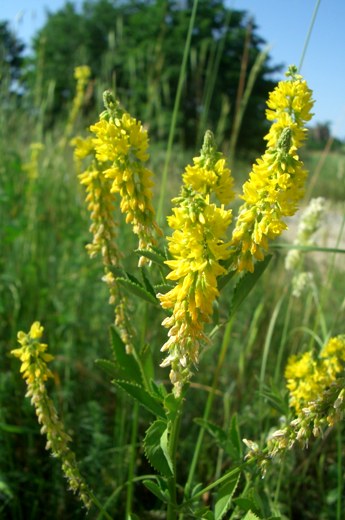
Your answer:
[167,402,183,520]
[258,295,284,421]
[125,302,149,518]
[184,317,234,497]
[336,423,342,520]
[89,491,114,520]
[156,0,199,224]
[298,0,322,72]
[274,291,292,384]
[125,401,139,519]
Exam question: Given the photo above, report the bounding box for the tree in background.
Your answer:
[0,21,25,92]
[27,0,281,151]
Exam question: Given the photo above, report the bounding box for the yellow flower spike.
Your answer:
[62,65,91,146]
[89,91,162,264]
[159,132,233,396]
[285,335,345,415]
[11,323,92,508]
[22,143,44,181]
[230,65,314,273]
[182,129,234,204]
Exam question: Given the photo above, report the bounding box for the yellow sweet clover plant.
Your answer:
[244,335,345,473]
[72,92,162,351]
[61,65,91,146]
[11,323,93,509]
[158,130,234,396]
[230,66,314,272]
[90,91,162,263]
[14,65,343,519]
[285,335,345,415]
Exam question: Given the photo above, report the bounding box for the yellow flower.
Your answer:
[74,65,91,82]
[182,130,234,204]
[89,92,161,263]
[22,142,44,181]
[285,335,345,414]
[62,65,91,145]
[159,132,234,395]
[11,322,92,507]
[230,66,314,272]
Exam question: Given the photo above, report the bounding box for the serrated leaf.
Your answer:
[214,469,240,520]
[242,511,261,520]
[150,380,168,400]
[108,265,127,278]
[95,359,119,378]
[136,248,167,266]
[109,327,142,385]
[116,277,158,304]
[113,380,165,418]
[154,283,173,294]
[144,420,173,477]
[229,255,271,316]
[142,480,169,503]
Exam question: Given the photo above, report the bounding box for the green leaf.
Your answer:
[0,422,34,434]
[113,380,165,419]
[242,512,261,520]
[194,418,227,445]
[233,496,260,516]
[143,479,169,503]
[229,255,271,316]
[228,414,243,459]
[140,343,155,383]
[109,327,143,385]
[95,359,119,378]
[194,508,214,519]
[0,479,13,499]
[150,380,168,400]
[144,420,173,477]
[154,283,173,294]
[194,416,242,460]
[140,267,157,298]
[136,248,167,266]
[218,269,235,290]
[214,469,240,520]
[116,277,158,304]
[164,393,181,422]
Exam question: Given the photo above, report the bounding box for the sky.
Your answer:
[2,0,345,140]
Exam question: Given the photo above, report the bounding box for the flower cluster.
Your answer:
[90,91,161,263]
[230,66,314,272]
[158,131,234,396]
[72,92,162,349]
[62,65,91,144]
[244,336,345,472]
[285,335,345,413]
[23,142,44,181]
[72,135,134,348]
[11,322,92,508]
